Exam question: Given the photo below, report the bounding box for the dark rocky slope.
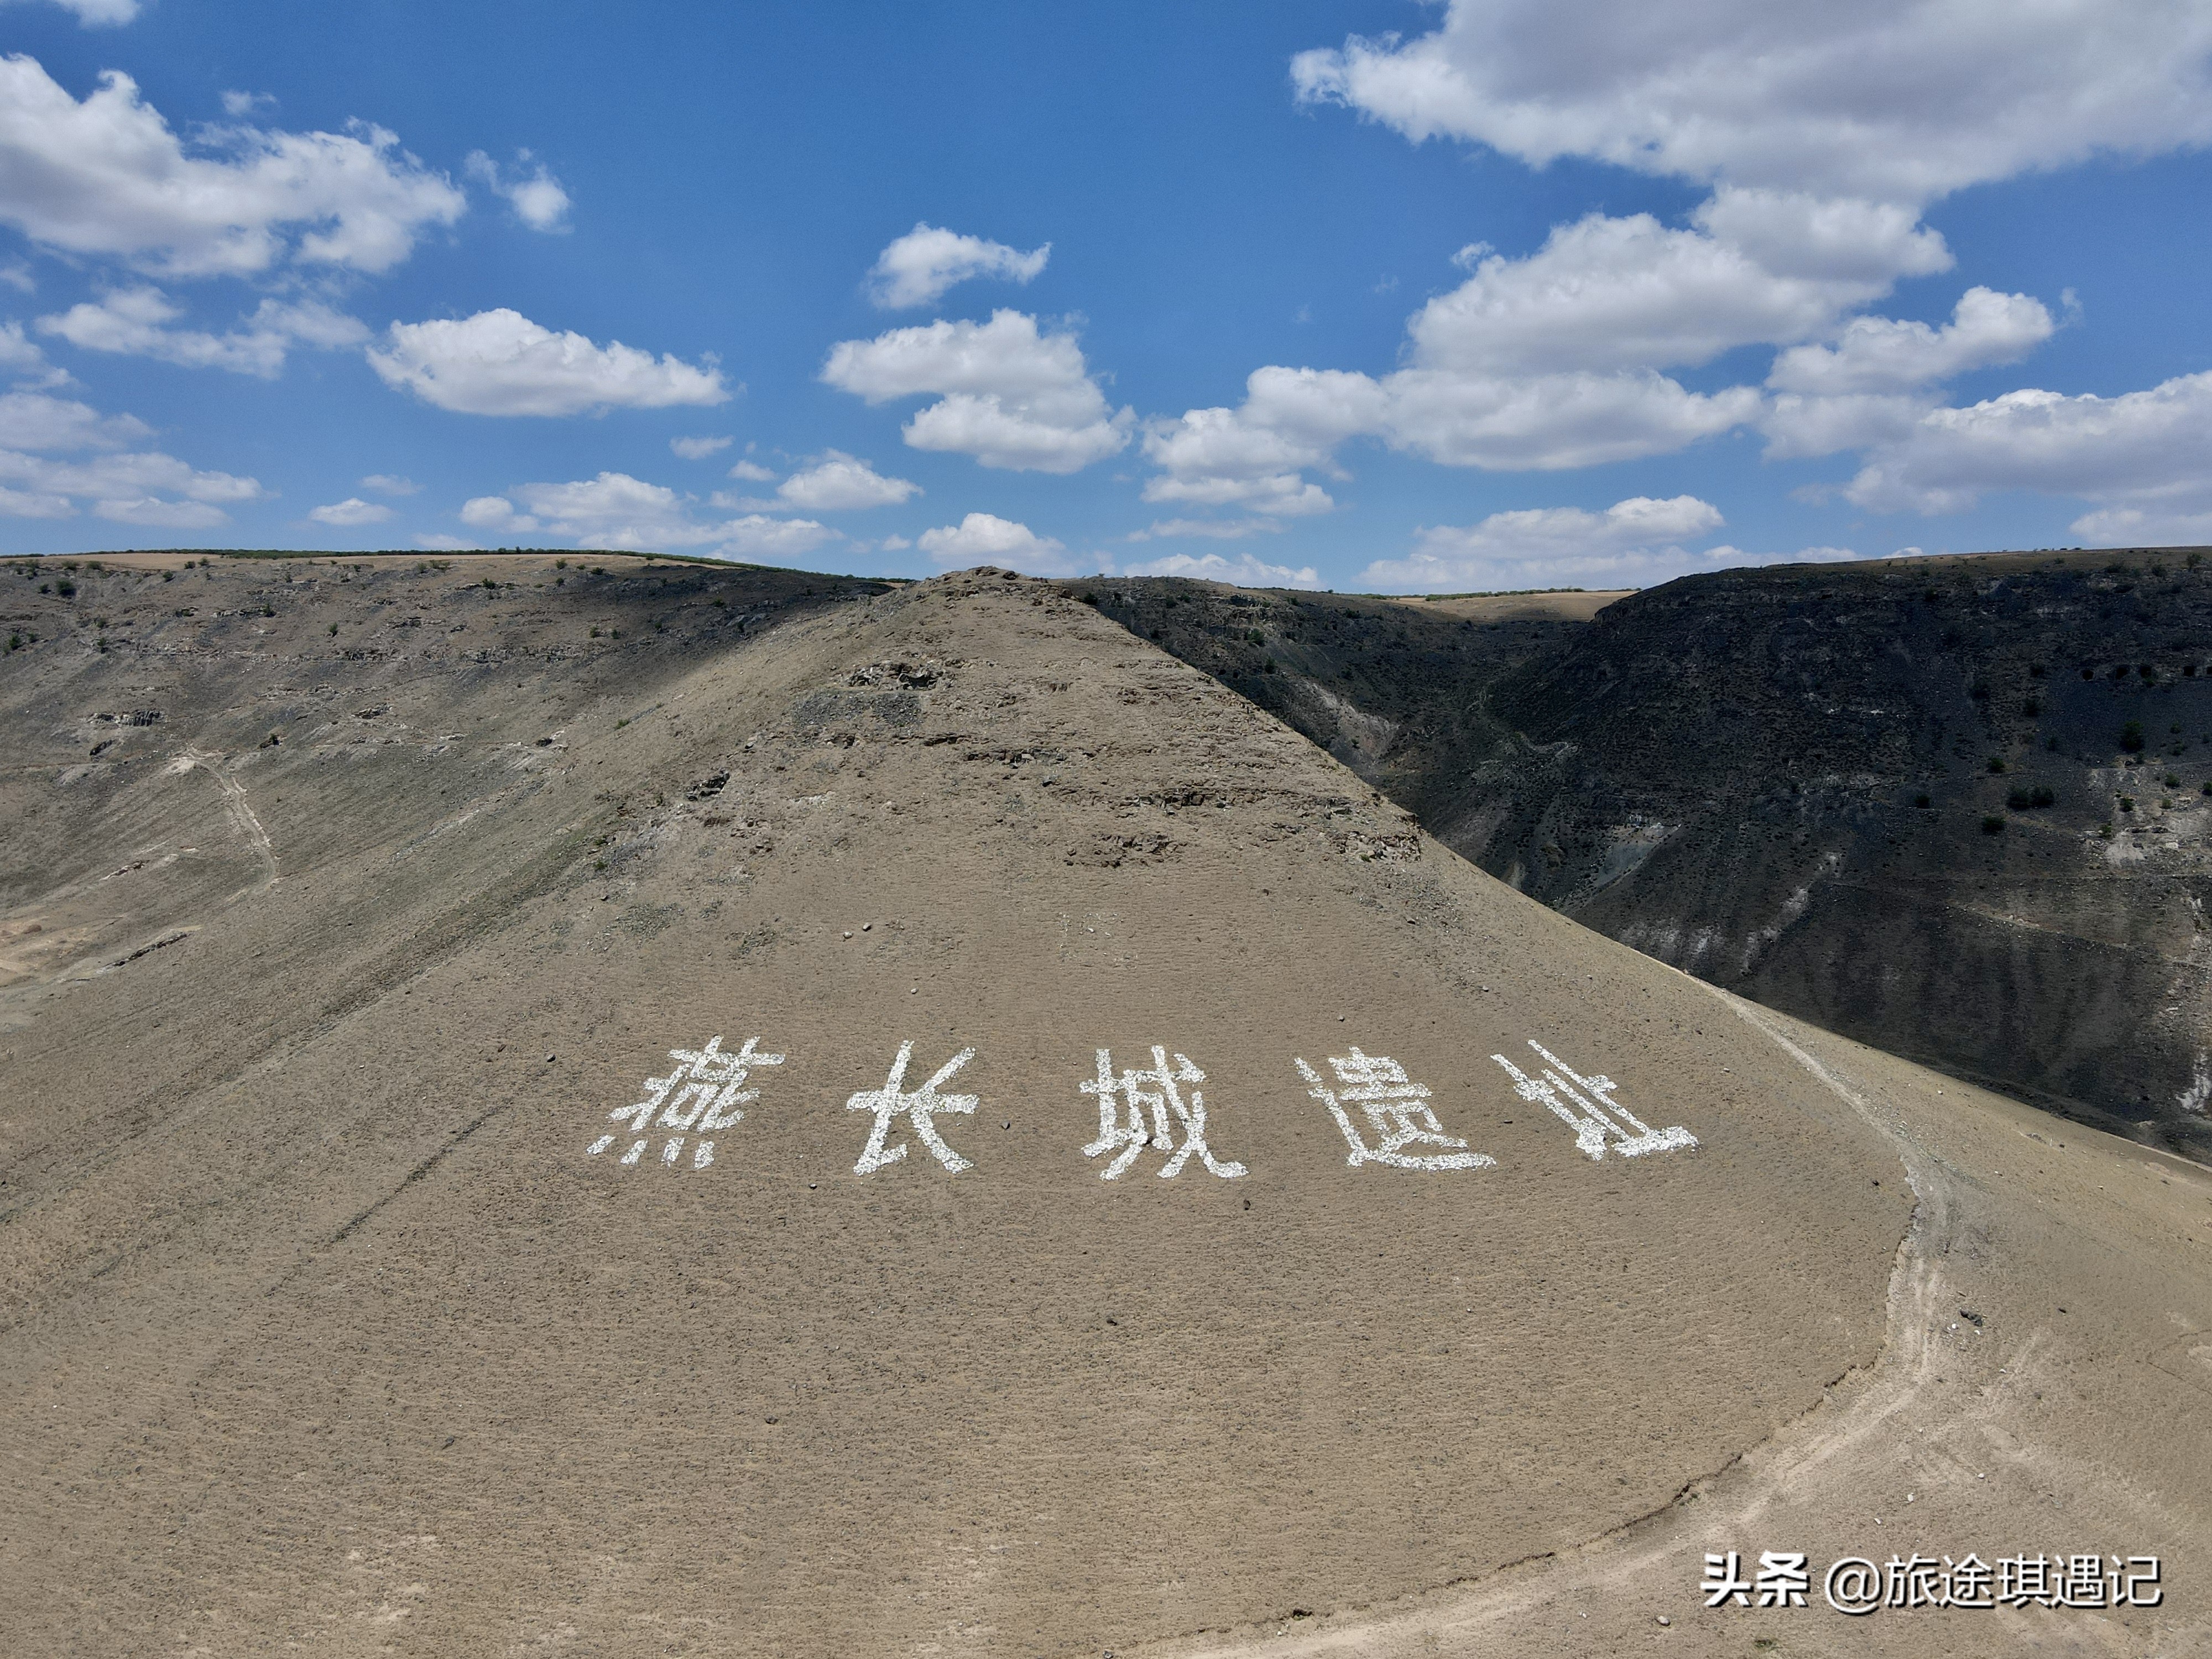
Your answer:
[1076,551,2212,1160]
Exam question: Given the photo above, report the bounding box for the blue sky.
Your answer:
[6,1,2212,591]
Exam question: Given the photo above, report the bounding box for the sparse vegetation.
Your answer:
[1913,792,1932,808]
[1987,756,2006,773]
[2007,785,2056,809]
[1981,815,2006,833]
[328,623,339,635]
[2119,796,2136,813]
[2121,720,2146,752]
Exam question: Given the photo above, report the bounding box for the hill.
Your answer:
[1,553,2205,1656]
[1086,550,2212,1161]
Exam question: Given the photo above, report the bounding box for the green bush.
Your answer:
[2119,796,2136,813]
[1987,756,2006,773]
[2120,720,2146,752]
[2164,773,2181,788]
[1980,815,2006,834]
[1913,792,1932,808]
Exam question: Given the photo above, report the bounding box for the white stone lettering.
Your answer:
[1491,1039,1695,1159]
[1294,1047,1495,1170]
[588,1034,784,1171]
[849,1041,979,1174]
[1079,1046,1246,1180]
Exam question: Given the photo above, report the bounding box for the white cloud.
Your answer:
[1291,1,2212,206]
[916,510,1077,574]
[309,497,391,526]
[464,149,570,233]
[2068,506,2212,546]
[719,514,836,558]
[0,433,262,525]
[367,309,728,416]
[0,56,465,276]
[4,0,140,26]
[726,457,774,481]
[773,450,919,511]
[1407,207,1942,379]
[1381,367,1759,471]
[1124,549,1322,588]
[0,319,65,387]
[220,90,275,118]
[1768,288,2054,397]
[413,532,480,551]
[460,469,832,556]
[1128,517,1285,541]
[670,434,732,460]
[821,308,1130,473]
[96,494,229,528]
[867,222,1049,309]
[359,472,418,495]
[876,533,912,551]
[0,388,147,448]
[1361,495,1725,591]
[1843,371,2212,514]
[38,286,366,377]
[1760,393,1932,462]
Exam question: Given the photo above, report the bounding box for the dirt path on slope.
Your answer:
[1141,988,2212,1658]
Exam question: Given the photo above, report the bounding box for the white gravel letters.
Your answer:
[589,1035,784,1171]
[1079,1046,1247,1179]
[1491,1039,1695,1160]
[1295,1047,1496,1170]
[849,1041,979,1174]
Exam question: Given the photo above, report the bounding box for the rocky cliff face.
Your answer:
[1081,551,2212,1160]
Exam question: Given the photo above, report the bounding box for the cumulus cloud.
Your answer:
[459,469,832,556]
[726,457,774,481]
[359,472,418,495]
[1127,517,1286,541]
[1768,288,2055,397]
[413,532,480,551]
[367,309,728,416]
[309,497,390,526]
[0,409,262,524]
[1123,549,1323,588]
[773,450,919,511]
[0,388,146,449]
[1291,1,2212,206]
[0,55,466,276]
[1361,495,1726,591]
[1839,371,2212,517]
[821,309,1130,473]
[464,149,570,232]
[1408,206,1944,379]
[0,319,66,387]
[670,434,732,460]
[38,285,366,376]
[867,222,1049,309]
[5,0,140,26]
[915,510,1077,574]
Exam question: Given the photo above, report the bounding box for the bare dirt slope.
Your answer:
[2,556,2205,1656]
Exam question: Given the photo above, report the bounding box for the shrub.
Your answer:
[481,576,498,590]
[2121,720,2146,752]
[1987,756,2006,773]
[1913,792,1932,808]
[2022,697,2041,716]
[1080,591,1097,605]
[1246,628,1265,645]
[262,603,275,617]
[2166,773,2182,788]
[5,633,18,651]
[1980,815,2006,834]
[2081,666,2095,680]
[54,578,74,597]
[2119,796,2135,813]
[2008,785,2056,809]
[327,622,338,635]
[2140,663,2158,682]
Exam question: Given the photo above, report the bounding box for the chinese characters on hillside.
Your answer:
[585,1034,1698,1178]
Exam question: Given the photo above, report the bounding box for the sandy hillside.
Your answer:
[1,556,2205,1656]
